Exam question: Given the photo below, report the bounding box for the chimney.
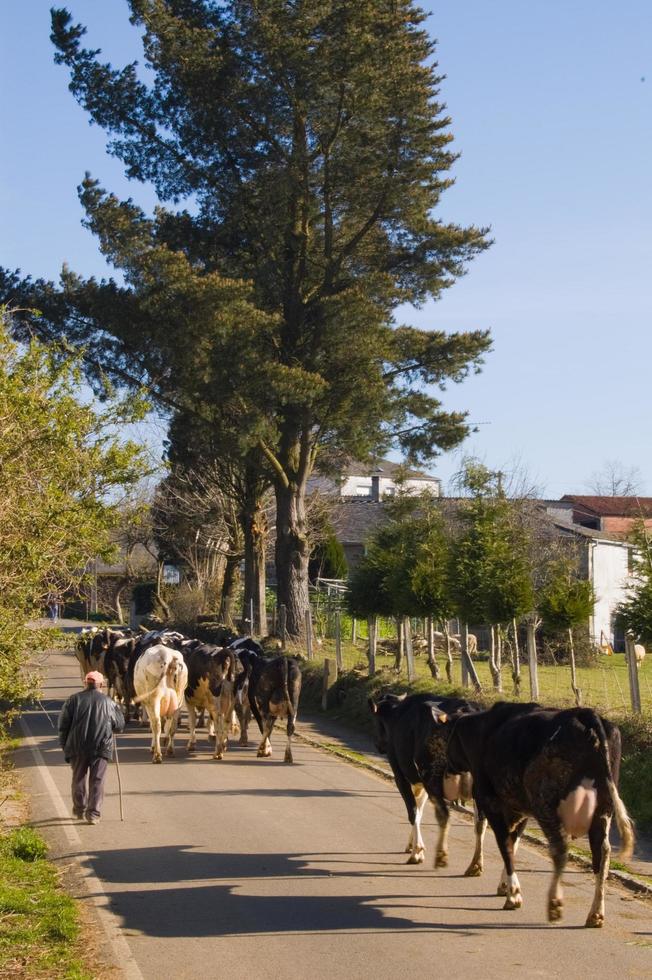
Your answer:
[370,469,382,502]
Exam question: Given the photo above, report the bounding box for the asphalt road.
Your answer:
[15,649,652,979]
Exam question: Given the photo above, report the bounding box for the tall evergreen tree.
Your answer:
[4,1,492,637]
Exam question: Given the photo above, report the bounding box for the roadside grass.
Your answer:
[0,742,92,980]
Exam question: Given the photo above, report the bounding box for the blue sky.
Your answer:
[1,2,650,495]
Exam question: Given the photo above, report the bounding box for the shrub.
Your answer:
[8,826,48,862]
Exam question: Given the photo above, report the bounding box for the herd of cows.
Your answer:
[73,625,635,930]
[74,626,301,764]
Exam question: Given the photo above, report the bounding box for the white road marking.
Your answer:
[19,716,145,980]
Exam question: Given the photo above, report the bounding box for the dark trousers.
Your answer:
[71,756,108,818]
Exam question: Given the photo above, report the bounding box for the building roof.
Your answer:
[561,495,652,518]
[343,458,439,482]
[335,499,390,544]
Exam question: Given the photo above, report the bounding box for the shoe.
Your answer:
[72,808,84,820]
[85,812,101,825]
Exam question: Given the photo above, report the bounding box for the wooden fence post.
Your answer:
[368,616,377,677]
[250,598,255,637]
[335,609,343,670]
[461,622,469,687]
[461,623,482,692]
[526,621,539,701]
[404,617,416,682]
[279,605,287,650]
[305,608,313,660]
[322,657,338,710]
[351,617,357,644]
[625,632,642,714]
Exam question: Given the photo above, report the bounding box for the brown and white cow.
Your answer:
[133,644,188,763]
[444,701,634,927]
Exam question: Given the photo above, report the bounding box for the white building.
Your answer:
[308,458,441,501]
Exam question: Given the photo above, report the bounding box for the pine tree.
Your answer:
[4,2,492,637]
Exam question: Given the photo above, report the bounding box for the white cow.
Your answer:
[133,644,188,763]
[634,643,646,667]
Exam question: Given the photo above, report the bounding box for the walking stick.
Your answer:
[113,734,125,822]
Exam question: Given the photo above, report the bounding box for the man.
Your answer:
[58,670,125,824]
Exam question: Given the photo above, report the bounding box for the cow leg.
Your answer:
[496,818,526,895]
[214,712,227,760]
[187,705,197,753]
[432,798,450,868]
[150,710,163,763]
[586,813,611,928]
[238,705,250,746]
[284,713,296,764]
[488,812,523,909]
[165,711,179,757]
[463,802,487,877]
[257,717,274,758]
[537,816,568,922]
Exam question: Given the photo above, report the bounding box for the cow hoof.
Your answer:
[463,862,483,877]
[153,756,162,764]
[435,852,448,869]
[284,750,294,764]
[213,753,224,760]
[257,748,272,758]
[548,899,563,922]
[585,912,604,929]
[502,894,522,911]
[407,849,425,865]
[496,881,508,897]
[166,748,174,757]
[187,745,196,754]
[239,736,249,746]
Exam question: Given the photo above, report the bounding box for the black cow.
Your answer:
[235,649,301,763]
[184,644,239,759]
[369,692,485,872]
[444,701,635,927]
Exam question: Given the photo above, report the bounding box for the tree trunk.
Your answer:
[426,616,440,680]
[443,621,453,684]
[394,617,404,673]
[526,620,539,700]
[510,618,521,696]
[368,616,377,677]
[275,480,310,639]
[242,498,267,636]
[220,553,241,626]
[113,577,128,626]
[155,561,171,621]
[489,625,502,691]
[568,627,581,705]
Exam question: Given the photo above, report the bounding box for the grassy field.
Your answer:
[296,635,652,717]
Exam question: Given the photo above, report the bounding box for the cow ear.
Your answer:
[430,707,447,723]
[368,697,377,713]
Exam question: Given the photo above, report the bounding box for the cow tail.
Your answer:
[281,656,294,718]
[593,714,635,861]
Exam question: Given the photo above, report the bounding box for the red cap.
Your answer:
[85,671,104,687]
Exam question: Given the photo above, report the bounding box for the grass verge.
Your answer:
[0,741,92,980]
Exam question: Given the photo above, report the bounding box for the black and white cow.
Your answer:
[234,649,301,763]
[369,692,485,872]
[443,701,635,927]
[184,644,238,759]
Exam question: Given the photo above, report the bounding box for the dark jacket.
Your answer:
[58,687,125,763]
